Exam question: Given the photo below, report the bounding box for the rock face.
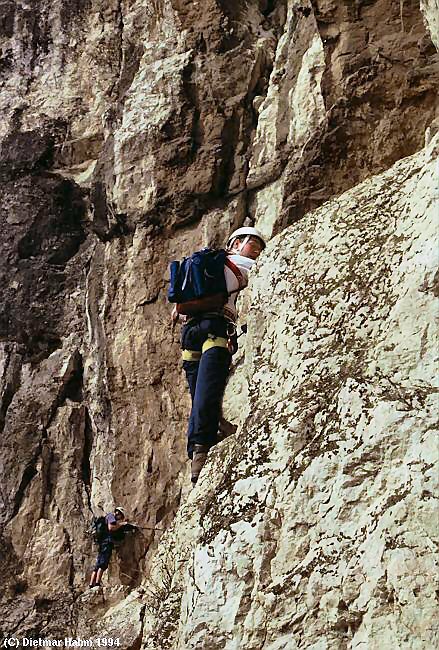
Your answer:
[139,135,439,650]
[0,0,438,645]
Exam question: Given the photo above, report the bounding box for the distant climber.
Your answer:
[88,506,134,588]
[169,227,266,483]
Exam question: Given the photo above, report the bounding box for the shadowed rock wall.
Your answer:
[0,0,438,643]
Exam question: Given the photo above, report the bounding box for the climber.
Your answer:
[171,227,266,484]
[88,506,129,588]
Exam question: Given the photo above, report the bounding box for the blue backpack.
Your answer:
[168,248,229,315]
[91,515,108,544]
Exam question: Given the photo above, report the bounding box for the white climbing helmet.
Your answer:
[226,226,266,250]
[114,506,126,517]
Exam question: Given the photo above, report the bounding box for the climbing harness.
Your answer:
[202,335,229,353]
[182,349,202,361]
[181,328,236,360]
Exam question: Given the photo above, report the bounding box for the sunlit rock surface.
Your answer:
[138,135,439,650]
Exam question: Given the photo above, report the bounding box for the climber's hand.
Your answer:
[171,306,179,328]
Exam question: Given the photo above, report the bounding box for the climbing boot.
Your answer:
[191,444,209,484]
[217,416,237,442]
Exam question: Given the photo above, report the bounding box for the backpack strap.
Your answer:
[224,257,246,293]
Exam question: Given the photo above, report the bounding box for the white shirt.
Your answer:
[222,254,255,322]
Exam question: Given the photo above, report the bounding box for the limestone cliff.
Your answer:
[0,0,438,647]
[136,133,439,650]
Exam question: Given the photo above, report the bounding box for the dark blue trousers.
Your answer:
[181,317,232,458]
[94,539,113,570]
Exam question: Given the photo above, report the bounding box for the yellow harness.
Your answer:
[181,335,229,360]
